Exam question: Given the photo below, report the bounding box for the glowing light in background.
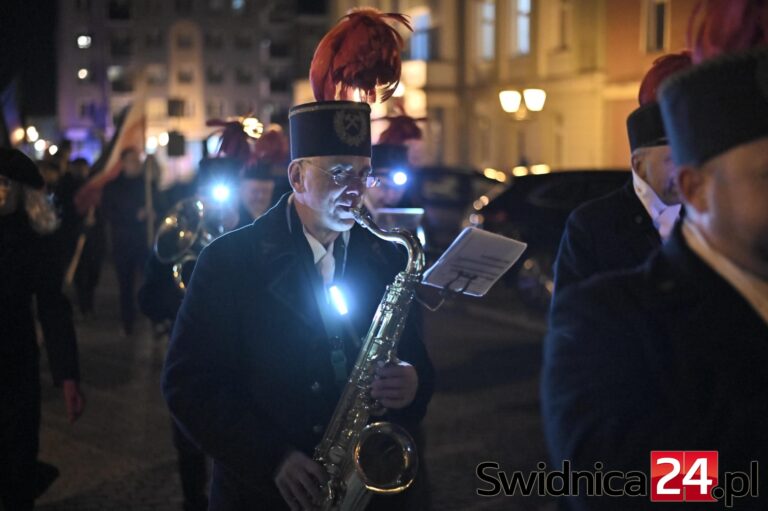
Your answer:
[48,145,59,155]
[77,68,89,80]
[523,89,547,112]
[328,285,349,315]
[77,35,92,48]
[212,184,231,202]
[531,164,551,175]
[34,140,46,152]
[512,166,529,177]
[499,90,523,113]
[26,127,39,143]
[392,171,408,186]
[241,117,264,138]
[158,132,169,146]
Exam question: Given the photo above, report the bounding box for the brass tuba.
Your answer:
[154,198,214,292]
[313,206,425,511]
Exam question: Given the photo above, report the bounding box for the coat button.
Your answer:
[313,424,324,435]
[310,381,321,393]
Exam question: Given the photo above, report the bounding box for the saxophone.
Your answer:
[313,206,426,511]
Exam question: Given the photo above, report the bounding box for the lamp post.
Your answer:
[499,88,546,166]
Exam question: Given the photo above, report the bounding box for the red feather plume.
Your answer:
[688,0,768,63]
[378,115,424,145]
[206,119,253,163]
[638,51,693,105]
[310,8,412,103]
[251,129,289,166]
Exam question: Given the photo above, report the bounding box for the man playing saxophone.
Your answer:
[162,10,433,511]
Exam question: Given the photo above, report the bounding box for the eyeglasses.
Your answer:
[302,160,380,189]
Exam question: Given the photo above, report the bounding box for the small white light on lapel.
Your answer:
[328,285,349,316]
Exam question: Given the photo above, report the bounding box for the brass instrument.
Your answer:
[154,198,213,292]
[313,206,425,511]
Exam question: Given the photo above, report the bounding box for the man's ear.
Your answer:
[288,160,303,193]
[677,165,709,214]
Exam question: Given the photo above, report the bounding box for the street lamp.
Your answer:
[499,88,547,165]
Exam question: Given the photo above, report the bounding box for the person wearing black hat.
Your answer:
[552,52,692,295]
[235,160,276,229]
[162,9,433,511]
[0,148,85,510]
[542,17,768,511]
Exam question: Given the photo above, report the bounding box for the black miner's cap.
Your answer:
[0,148,44,189]
[627,103,667,152]
[289,101,371,160]
[659,47,768,166]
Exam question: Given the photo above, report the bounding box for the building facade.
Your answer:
[57,0,327,169]
[332,0,698,172]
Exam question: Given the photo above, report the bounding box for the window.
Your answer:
[477,0,496,61]
[234,100,256,115]
[206,99,226,118]
[646,0,668,52]
[145,29,163,48]
[79,100,99,120]
[108,67,133,93]
[77,34,92,49]
[146,65,168,86]
[110,34,133,57]
[177,33,194,50]
[177,69,195,84]
[409,11,432,61]
[269,42,291,59]
[168,98,186,117]
[234,34,252,50]
[206,66,225,84]
[270,78,290,93]
[108,0,131,19]
[205,31,224,50]
[509,0,531,56]
[175,0,193,14]
[235,67,253,84]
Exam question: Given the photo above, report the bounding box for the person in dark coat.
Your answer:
[542,42,768,511]
[0,149,85,511]
[102,147,152,335]
[162,97,434,509]
[553,52,692,294]
[235,161,276,229]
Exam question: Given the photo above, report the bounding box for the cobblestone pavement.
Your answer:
[35,268,555,510]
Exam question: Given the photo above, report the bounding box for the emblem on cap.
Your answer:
[334,110,368,147]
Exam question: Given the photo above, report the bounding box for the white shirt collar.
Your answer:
[632,171,681,240]
[682,219,768,326]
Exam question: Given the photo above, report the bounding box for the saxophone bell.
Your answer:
[354,421,419,494]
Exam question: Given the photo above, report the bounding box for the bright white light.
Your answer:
[328,285,349,315]
[523,89,547,112]
[77,68,89,80]
[499,90,522,113]
[416,226,426,247]
[512,166,528,176]
[212,184,231,202]
[483,168,500,180]
[393,82,406,97]
[146,136,158,154]
[34,140,47,152]
[241,117,264,138]
[158,132,169,146]
[531,164,551,175]
[392,171,408,186]
[12,128,25,144]
[26,126,39,143]
[48,145,59,155]
[77,35,92,49]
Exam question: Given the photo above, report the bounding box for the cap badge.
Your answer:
[334,110,368,147]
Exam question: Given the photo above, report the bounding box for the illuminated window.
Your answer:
[77,34,92,49]
[477,0,496,61]
[646,0,668,52]
[410,12,432,61]
[509,0,531,56]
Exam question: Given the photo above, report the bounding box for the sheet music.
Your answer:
[422,227,527,297]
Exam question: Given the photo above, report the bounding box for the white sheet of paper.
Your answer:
[422,227,527,297]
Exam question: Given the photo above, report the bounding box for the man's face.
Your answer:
[293,155,370,232]
[121,150,142,177]
[239,178,275,220]
[0,176,21,216]
[682,136,768,279]
[634,145,680,205]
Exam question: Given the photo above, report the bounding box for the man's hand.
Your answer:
[274,450,328,511]
[62,379,85,423]
[370,361,418,410]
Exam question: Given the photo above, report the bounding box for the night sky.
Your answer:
[1,0,60,117]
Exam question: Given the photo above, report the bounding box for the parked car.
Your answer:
[476,169,631,312]
[401,166,503,256]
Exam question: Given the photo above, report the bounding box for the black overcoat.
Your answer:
[553,180,661,295]
[162,194,434,509]
[542,224,768,510]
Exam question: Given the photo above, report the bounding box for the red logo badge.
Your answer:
[651,451,718,502]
